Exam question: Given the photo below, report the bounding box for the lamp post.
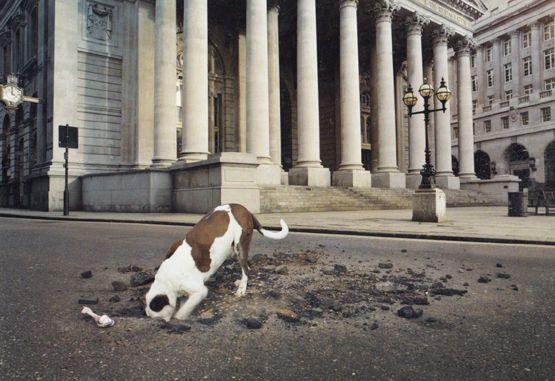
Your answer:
[402,77,452,189]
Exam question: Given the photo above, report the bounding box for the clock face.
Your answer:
[2,84,23,105]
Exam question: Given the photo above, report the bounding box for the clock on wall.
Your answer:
[0,74,24,110]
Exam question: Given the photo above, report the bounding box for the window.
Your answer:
[487,69,494,87]
[502,116,509,129]
[545,78,555,91]
[29,7,38,58]
[503,39,511,56]
[453,127,459,139]
[505,90,513,100]
[484,120,491,133]
[2,45,10,75]
[504,63,512,82]
[471,53,476,68]
[545,20,554,41]
[523,56,533,76]
[522,30,531,48]
[521,112,529,126]
[472,76,478,92]
[486,46,493,62]
[524,85,533,95]
[15,29,23,69]
[542,107,552,122]
[487,95,495,106]
[473,122,476,135]
[545,48,554,70]
[472,100,477,114]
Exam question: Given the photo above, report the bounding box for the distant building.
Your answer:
[451,0,555,190]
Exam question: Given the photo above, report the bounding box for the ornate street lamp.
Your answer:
[403,77,452,189]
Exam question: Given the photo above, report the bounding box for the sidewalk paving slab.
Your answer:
[0,207,553,246]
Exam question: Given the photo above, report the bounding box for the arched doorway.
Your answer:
[505,143,530,190]
[360,92,372,170]
[545,140,555,189]
[474,150,491,180]
[452,156,459,176]
[208,43,227,154]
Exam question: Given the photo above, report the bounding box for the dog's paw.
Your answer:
[235,288,246,297]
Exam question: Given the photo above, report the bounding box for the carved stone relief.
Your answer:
[86,2,113,41]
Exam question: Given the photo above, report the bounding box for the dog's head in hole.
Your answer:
[145,287,176,322]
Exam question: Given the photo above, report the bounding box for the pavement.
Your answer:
[1,218,554,380]
[0,206,553,245]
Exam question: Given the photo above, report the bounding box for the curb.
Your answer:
[1,212,553,247]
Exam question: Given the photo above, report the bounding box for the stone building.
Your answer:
[0,0,492,212]
[450,0,555,190]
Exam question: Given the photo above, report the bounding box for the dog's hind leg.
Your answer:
[173,286,208,321]
[235,231,252,297]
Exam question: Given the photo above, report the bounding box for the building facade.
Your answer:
[451,0,555,190]
[0,0,489,212]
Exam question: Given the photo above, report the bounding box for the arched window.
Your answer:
[474,150,491,180]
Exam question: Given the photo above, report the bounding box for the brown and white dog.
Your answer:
[145,204,288,322]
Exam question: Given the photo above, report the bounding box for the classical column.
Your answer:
[531,22,542,92]
[152,0,177,166]
[432,26,459,189]
[180,0,209,162]
[238,32,247,152]
[289,0,330,186]
[510,30,521,97]
[405,14,428,189]
[267,3,281,167]
[371,0,405,188]
[246,0,281,185]
[332,0,371,187]
[455,37,477,181]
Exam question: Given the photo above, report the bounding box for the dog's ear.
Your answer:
[149,294,170,312]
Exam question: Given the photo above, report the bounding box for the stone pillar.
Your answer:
[180,0,209,163]
[246,0,281,185]
[455,37,477,181]
[531,22,542,92]
[152,0,177,166]
[332,0,371,187]
[267,4,281,166]
[238,32,247,152]
[510,30,521,97]
[371,0,405,188]
[405,14,428,189]
[288,0,330,186]
[432,26,459,189]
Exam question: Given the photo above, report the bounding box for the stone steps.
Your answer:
[260,185,502,213]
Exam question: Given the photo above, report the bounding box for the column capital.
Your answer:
[454,36,476,57]
[339,0,358,9]
[432,25,454,46]
[406,13,429,35]
[370,0,399,22]
[268,0,280,12]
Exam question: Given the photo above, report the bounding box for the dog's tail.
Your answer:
[253,215,289,240]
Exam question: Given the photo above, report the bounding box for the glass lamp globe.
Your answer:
[418,82,434,98]
[435,78,452,102]
[403,86,418,107]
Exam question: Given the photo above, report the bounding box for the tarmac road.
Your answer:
[0,217,554,381]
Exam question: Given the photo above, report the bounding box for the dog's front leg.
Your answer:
[174,286,208,321]
[235,268,248,297]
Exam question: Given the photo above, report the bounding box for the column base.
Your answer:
[332,169,372,188]
[412,188,446,223]
[178,153,209,163]
[406,173,422,190]
[458,174,479,183]
[371,171,406,189]
[281,171,289,185]
[288,166,331,187]
[435,174,460,190]
[256,162,282,186]
[151,159,175,168]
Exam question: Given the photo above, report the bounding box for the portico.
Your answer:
[0,0,487,212]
